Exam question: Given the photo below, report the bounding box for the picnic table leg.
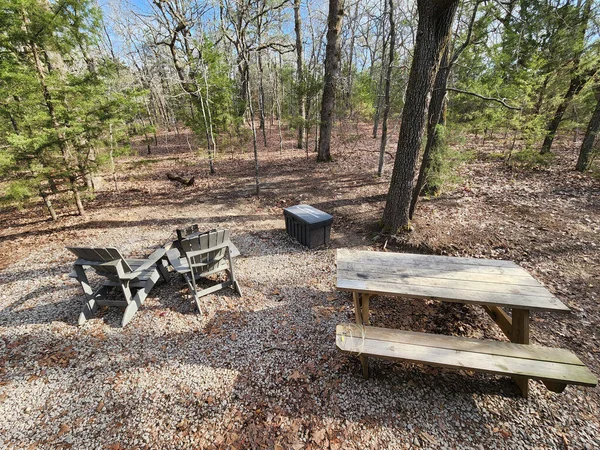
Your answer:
[511,308,530,397]
[361,294,370,326]
[353,292,369,379]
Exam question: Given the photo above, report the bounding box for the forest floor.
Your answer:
[0,123,599,449]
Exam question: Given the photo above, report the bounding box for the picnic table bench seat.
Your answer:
[336,324,598,393]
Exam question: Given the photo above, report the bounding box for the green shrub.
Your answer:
[3,180,34,207]
[508,148,555,169]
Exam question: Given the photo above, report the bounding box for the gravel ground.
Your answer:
[1,130,599,449]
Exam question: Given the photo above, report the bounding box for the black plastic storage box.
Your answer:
[283,204,333,249]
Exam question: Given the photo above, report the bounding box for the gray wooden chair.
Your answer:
[166,228,242,314]
[67,246,168,327]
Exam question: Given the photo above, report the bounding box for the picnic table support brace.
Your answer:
[483,305,512,340]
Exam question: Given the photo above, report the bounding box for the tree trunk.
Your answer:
[377,0,395,177]
[576,82,600,171]
[40,188,58,221]
[382,0,458,232]
[317,0,345,162]
[540,0,593,155]
[294,0,305,149]
[345,1,359,117]
[257,50,268,147]
[540,71,594,154]
[409,45,451,218]
[109,124,119,191]
[372,2,388,139]
[29,36,85,215]
[246,68,260,195]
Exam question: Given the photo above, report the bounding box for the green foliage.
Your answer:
[351,72,377,119]
[182,37,239,142]
[508,148,555,169]
[423,125,476,196]
[3,180,34,206]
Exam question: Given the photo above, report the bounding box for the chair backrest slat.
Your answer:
[67,247,132,278]
[181,229,230,275]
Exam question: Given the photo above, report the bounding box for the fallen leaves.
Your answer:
[288,370,306,382]
[57,424,71,438]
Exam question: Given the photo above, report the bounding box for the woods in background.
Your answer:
[1,0,599,230]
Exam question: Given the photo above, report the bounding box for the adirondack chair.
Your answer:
[67,246,169,327]
[166,228,242,313]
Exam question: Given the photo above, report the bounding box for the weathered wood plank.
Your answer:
[338,248,518,268]
[336,325,597,387]
[338,261,541,286]
[336,278,569,311]
[510,308,531,396]
[483,306,513,340]
[338,268,554,298]
[336,324,583,365]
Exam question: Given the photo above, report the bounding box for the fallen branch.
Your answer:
[445,87,522,110]
[166,173,195,187]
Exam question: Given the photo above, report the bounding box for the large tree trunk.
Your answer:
[294,0,305,149]
[381,0,458,232]
[317,0,345,162]
[576,82,600,171]
[377,0,395,177]
[409,45,451,218]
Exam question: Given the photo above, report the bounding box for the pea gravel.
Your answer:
[1,194,598,449]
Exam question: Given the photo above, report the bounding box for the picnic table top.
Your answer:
[336,249,570,312]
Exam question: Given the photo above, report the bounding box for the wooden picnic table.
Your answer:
[335,249,597,397]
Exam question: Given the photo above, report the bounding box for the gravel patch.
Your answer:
[1,140,599,449]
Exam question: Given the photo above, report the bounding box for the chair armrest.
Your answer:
[74,259,120,268]
[120,247,167,280]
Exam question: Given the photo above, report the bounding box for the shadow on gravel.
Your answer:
[0,282,533,448]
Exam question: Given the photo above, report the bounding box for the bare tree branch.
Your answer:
[445,87,522,110]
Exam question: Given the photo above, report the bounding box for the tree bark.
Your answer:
[409,45,451,218]
[540,0,594,155]
[40,189,58,221]
[576,82,600,171]
[317,0,345,162]
[294,0,305,149]
[381,0,458,232]
[257,49,268,146]
[540,70,595,154]
[29,35,85,216]
[377,0,395,177]
[372,2,388,139]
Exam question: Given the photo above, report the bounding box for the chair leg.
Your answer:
[121,273,158,327]
[183,273,204,315]
[233,280,243,297]
[78,285,108,325]
[157,261,170,281]
[227,252,242,297]
[79,299,98,325]
[193,293,204,316]
[121,297,141,327]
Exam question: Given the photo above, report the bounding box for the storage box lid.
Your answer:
[283,204,333,226]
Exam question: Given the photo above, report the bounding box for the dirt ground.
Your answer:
[0,123,599,449]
